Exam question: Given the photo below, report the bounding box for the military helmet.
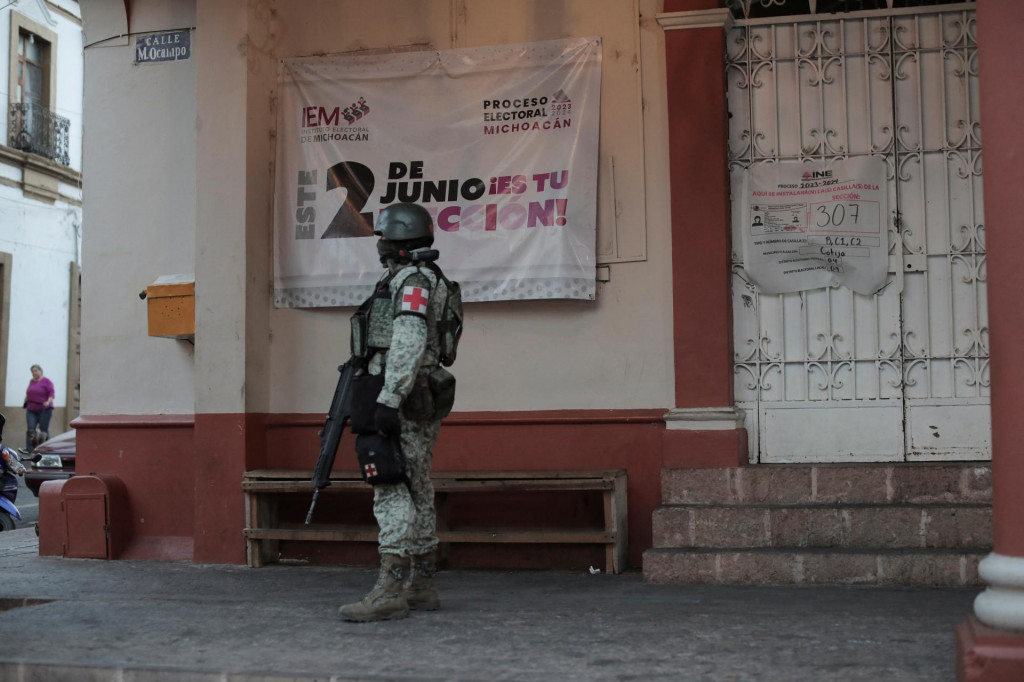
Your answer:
[374,203,434,244]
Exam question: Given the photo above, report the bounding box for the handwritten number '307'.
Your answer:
[816,203,860,228]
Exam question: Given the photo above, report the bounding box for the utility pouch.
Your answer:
[402,375,435,422]
[349,372,385,434]
[355,433,406,486]
[350,310,368,359]
[427,367,456,420]
[350,295,374,359]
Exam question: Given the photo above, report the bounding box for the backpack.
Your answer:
[426,262,464,368]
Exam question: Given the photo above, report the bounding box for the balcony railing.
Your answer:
[8,102,70,167]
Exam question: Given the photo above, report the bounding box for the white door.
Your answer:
[727,5,988,463]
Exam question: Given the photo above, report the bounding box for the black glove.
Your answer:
[374,404,401,436]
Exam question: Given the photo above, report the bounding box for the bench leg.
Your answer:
[261,496,280,566]
[246,492,279,568]
[603,490,614,573]
[246,492,262,568]
[604,478,628,574]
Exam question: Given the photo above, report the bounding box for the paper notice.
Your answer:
[738,157,889,295]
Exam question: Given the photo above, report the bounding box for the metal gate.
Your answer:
[727,4,988,462]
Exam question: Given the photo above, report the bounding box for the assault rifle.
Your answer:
[305,360,360,524]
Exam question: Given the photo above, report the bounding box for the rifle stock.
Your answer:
[305,360,359,524]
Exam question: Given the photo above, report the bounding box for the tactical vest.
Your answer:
[350,262,462,367]
[350,262,461,422]
[350,274,397,359]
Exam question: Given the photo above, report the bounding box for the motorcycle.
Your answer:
[0,412,29,531]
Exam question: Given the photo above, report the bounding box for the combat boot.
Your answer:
[339,553,410,622]
[405,551,440,611]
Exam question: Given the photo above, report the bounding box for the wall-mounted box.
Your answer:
[144,274,195,339]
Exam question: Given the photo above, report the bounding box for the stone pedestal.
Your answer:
[957,617,1024,682]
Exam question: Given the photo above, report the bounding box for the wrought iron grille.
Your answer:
[8,102,70,167]
[727,6,987,461]
[723,0,975,21]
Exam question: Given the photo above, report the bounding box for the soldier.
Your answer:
[340,202,453,622]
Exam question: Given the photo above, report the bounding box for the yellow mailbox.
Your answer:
[143,274,195,339]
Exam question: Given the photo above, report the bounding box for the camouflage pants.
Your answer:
[374,416,442,556]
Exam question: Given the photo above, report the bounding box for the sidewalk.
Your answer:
[0,527,976,682]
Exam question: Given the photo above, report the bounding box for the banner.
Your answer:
[273,38,602,308]
[737,157,890,295]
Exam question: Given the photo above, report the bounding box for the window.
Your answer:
[13,30,49,148]
[7,13,67,166]
[17,30,48,110]
[17,29,47,107]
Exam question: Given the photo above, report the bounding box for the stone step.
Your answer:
[651,503,992,550]
[661,464,992,506]
[643,547,986,586]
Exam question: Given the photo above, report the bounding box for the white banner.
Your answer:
[737,157,890,295]
[273,38,602,308]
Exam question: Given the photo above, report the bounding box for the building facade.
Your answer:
[0,0,82,443]
[73,1,1024,677]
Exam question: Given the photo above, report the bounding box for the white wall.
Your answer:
[0,0,84,410]
[53,3,85,173]
[80,0,197,415]
[265,0,677,413]
[0,186,78,406]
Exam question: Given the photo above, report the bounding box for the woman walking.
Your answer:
[24,365,55,449]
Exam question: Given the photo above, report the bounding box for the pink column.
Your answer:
[658,2,745,466]
[957,1,1024,678]
[976,0,1024,569]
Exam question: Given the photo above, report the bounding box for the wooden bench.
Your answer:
[242,469,628,574]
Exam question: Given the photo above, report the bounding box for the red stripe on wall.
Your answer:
[74,410,744,567]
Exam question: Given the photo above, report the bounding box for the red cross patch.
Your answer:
[400,286,429,317]
[364,463,378,478]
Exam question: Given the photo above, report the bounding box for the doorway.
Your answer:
[727,6,987,462]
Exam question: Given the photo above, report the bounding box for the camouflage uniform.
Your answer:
[340,202,449,622]
[367,262,449,557]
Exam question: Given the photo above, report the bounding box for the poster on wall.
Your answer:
[273,37,602,308]
[737,157,890,295]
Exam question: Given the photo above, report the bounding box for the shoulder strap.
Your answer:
[424,261,453,287]
[392,263,436,291]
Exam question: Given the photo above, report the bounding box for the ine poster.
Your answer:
[273,38,602,308]
[738,157,890,295]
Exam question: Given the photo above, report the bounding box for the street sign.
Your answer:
[135,30,191,64]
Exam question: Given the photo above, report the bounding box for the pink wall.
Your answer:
[74,416,196,559]
[73,402,745,568]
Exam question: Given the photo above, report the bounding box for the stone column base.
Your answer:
[663,406,745,431]
[662,407,747,467]
[957,616,1024,682]
[975,553,1024,631]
